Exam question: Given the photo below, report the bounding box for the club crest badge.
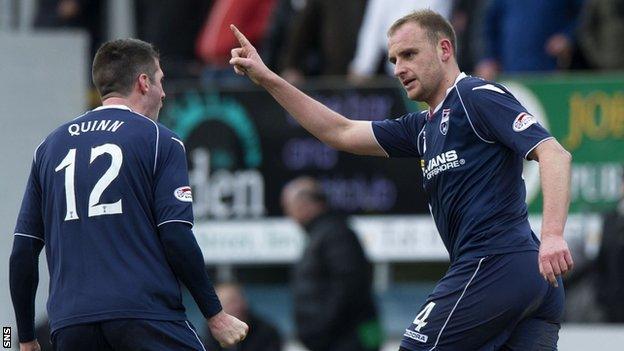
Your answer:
[440,109,450,135]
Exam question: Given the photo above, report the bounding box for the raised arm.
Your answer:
[229,25,386,156]
[528,138,574,287]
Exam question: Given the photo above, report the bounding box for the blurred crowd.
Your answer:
[33,0,624,85]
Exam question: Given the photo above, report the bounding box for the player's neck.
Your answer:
[102,96,153,120]
[102,97,133,110]
[427,67,461,111]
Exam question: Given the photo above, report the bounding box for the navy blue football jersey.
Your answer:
[14,105,194,333]
[373,73,552,262]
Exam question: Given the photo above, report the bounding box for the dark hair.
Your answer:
[388,9,457,54]
[92,38,160,98]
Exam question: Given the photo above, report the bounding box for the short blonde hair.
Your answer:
[388,9,457,53]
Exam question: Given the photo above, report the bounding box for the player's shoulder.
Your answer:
[28,110,91,163]
[399,110,427,128]
[397,110,427,134]
[155,121,177,138]
[154,122,186,151]
[455,75,511,100]
[49,110,91,135]
[402,110,427,120]
[39,110,91,147]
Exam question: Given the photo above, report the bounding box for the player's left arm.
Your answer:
[158,222,222,318]
[10,237,43,347]
[11,160,45,347]
[529,139,574,287]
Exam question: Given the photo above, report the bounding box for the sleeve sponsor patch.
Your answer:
[512,112,536,132]
[174,186,193,202]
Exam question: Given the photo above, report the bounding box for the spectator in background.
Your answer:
[135,0,213,79]
[196,0,277,84]
[34,0,105,60]
[450,0,489,74]
[348,0,451,84]
[279,0,367,84]
[595,169,624,322]
[578,0,624,70]
[475,0,585,80]
[281,177,382,351]
[261,0,307,72]
[204,283,283,351]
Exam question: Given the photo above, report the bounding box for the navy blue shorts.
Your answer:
[400,250,564,351]
[51,319,206,351]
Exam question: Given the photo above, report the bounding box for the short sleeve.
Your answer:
[153,132,194,227]
[463,85,553,159]
[14,161,45,242]
[371,113,423,157]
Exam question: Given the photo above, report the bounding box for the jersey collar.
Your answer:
[428,72,467,119]
[92,103,157,123]
[93,104,133,112]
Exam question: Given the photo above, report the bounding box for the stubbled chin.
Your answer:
[406,88,420,100]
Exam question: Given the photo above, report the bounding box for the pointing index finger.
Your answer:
[230,24,250,47]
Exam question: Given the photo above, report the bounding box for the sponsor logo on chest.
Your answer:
[421,150,466,180]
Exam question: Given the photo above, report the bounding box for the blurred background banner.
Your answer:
[160,82,429,220]
[504,75,624,214]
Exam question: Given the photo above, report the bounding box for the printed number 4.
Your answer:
[413,302,436,332]
[55,144,123,220]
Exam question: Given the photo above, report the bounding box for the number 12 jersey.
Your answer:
[15,105,194,333]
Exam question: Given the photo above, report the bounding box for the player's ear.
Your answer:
[138,73,150,95]
[438,39,453,62]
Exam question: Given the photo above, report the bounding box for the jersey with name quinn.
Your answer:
[14,106,194,333]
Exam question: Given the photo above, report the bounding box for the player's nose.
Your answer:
[394,61,406,78]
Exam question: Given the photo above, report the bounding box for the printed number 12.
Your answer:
[54,144,123,220]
